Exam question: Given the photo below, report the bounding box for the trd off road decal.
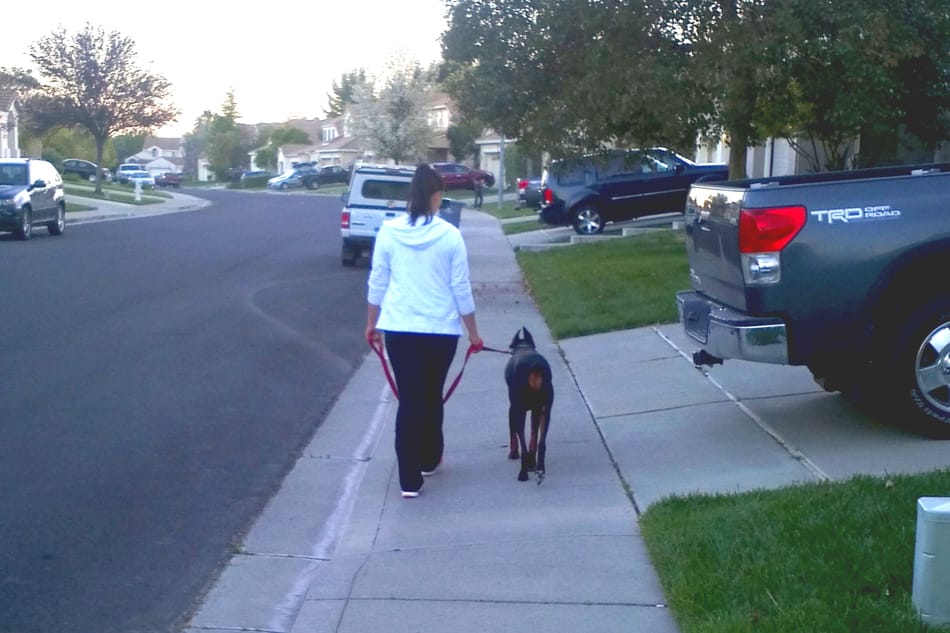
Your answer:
[810,205,902,224]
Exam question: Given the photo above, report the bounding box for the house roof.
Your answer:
[143,136,183,150]
[0,90,17,112]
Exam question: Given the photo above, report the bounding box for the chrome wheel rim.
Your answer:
[914,321,950,414]
[576,209,602,234]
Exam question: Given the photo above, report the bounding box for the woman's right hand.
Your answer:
[366,326,382,347]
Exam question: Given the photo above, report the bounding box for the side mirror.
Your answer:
[30,179,46,189]
[675,164,685,173]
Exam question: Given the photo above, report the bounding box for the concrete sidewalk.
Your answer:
[66,188,212,224]
[180,208,681,633]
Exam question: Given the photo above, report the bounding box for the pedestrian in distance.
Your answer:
[473,175,485,209]
[366,163,484,499]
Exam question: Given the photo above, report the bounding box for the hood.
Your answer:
[385,214,454,249]
[0,184,27,199]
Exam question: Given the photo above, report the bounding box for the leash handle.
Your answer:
[370,338,399,399]
[371,340,501,403]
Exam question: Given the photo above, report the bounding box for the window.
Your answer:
[322,127,338,143]
[361,179,411,201]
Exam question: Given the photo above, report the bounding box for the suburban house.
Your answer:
[125,136,186,177]
[0,90,21,159]
[695,134,950,178]
[254,92,474,177]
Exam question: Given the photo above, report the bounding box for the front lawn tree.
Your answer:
[348,63,435,164]
[26,24,177,192]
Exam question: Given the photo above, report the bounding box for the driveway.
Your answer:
[558,324,950,511]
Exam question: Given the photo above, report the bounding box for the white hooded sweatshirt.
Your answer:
[367,214,475,335]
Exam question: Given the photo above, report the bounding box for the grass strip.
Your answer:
[516,230,689,339]
[640,471,950,633]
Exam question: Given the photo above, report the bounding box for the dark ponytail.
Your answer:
[407,163,444,226]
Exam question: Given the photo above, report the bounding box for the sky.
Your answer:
[4,0,450,138]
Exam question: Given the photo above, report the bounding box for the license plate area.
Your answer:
[680,298,711,344]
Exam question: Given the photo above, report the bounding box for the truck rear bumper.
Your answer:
[675,291,789,365]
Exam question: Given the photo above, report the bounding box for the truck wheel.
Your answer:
[573,205,605,235]
[342,246,358,267]
[887,297,950,437]
[14,207,32,240]
[306,179,320,190]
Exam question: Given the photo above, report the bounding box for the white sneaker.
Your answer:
[421,459,442,477]
[401,490,420,499]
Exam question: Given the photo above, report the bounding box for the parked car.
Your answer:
[62,158,111,182]
[0,158,66,240]
[301,164,350,190]
[125,170,155,189]
[155,172,184,188]
[539,148,729,234]
[267,168,309,191]
[516,177,543,209]
[115,163,145,184]
[431,162,495,190]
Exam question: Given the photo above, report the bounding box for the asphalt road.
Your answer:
[0,189,368,633]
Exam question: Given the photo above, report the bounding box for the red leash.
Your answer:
[370,339,508,403]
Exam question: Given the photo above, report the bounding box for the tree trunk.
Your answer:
[728,135,748,180]
[94,135,107,194]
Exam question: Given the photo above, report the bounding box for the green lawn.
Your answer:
[64,183,168,205]
[641,471,949,633]
[516,230,689,339]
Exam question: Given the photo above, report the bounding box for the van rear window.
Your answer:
[360,179,411,202]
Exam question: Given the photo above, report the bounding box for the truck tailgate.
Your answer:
[684,184,748,310]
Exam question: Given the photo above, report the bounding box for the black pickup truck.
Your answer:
[676,162,950,436]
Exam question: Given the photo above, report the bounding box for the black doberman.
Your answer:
[504,327,554,483]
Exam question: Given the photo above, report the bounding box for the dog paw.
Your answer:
[518,471,529,482]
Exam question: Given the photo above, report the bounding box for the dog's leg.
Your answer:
[507,404,521,460]
[511,407,529,482]
[536,410,549,484]
[526,410,540,472]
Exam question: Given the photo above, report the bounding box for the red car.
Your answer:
[431,162,495,190]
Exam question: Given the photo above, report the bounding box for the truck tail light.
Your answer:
[542,187,553,205]
[739,205,805,285]
[517,179,528,192]
[341,211,351,229]
[739,205,806,253]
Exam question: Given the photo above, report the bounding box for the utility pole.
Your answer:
[497,134,505,208]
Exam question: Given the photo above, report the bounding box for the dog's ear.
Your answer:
[522,327,535,348]
[509,329,522,350]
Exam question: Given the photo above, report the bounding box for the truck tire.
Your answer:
[886,296,950,437]
[573,205,605,235]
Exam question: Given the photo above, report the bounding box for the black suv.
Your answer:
[0,158,66,240]
[539,148,728,234]
[62,158,111,182]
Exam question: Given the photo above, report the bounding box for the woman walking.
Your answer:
[366,163,483,498]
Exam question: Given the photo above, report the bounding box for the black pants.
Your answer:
[384,331,459,493]
[474,189,483,208]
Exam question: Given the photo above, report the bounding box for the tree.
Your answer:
[253,126,312,172]
[441,1,699,160]
[205,90,257,180]
[756,0,950,170]
[325,69,369,118]
[347,64,436,164]
[25,24,177,192]
[445,115,483,162]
